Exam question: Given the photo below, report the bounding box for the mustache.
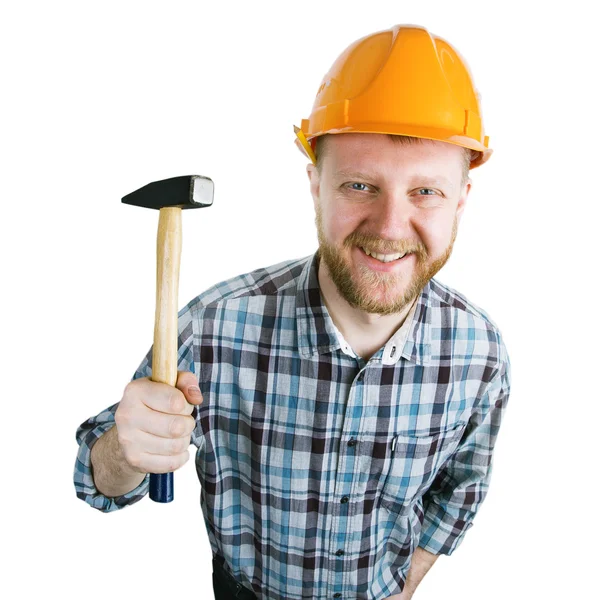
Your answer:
[343,231,425,256]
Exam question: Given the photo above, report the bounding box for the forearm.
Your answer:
[386,546,439,600]
[90,425,146,497]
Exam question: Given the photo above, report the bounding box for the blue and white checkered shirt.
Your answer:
[75,252,511,600]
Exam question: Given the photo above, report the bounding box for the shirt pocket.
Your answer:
[379,422,466,515]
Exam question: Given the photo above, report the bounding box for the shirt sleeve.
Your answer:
[73,301,198,512]
[418,346,512,555]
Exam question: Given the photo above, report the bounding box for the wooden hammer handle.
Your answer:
[150,207,182,502]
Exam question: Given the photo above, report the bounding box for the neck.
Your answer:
[317,259,416,361]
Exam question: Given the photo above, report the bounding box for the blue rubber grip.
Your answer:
[150,472,173,503]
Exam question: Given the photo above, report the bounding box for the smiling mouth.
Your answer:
[360,247,409,263]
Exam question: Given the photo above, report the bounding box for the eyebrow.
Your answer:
[334,170,456,191]
[335,170,379,181]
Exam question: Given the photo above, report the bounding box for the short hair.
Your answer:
[314,134,475,186]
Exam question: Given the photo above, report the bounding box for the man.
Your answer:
[75,25,511,600]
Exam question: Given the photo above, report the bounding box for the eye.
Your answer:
[417,188,438,196]
[345,182,372,192]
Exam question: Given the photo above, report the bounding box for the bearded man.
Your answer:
[75,24,511,600]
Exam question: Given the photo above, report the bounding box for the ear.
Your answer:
[456,178,471,225]
[306,164,321,211]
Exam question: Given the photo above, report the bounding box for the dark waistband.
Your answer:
[212,555,257,599]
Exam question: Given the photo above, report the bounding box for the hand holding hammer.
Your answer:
[121,175,214,502]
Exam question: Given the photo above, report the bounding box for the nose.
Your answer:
[367,191,414,241]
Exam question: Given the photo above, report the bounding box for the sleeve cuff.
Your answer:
[74,422,149,513]
[417,499,474,555]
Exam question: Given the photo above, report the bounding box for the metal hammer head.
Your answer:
[121,175,214,210]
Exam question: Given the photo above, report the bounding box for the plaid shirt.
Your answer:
[74,253,511,600]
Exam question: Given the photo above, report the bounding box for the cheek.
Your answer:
[415,218,455,255]
[322,204,363,242]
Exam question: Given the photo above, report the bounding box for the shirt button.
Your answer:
[333,594,342,599]
[335,549,344,556]
[347,438,357,447]
[340,496,349,504]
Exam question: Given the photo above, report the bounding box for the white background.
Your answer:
[2,1,598,598]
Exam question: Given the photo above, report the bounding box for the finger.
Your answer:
[176,371,204,406]
[134,378,192,415]
[135,410,196,440]
[131,429,192,457]
[137,450,191,474]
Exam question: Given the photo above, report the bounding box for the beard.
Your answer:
[316,207,458,316]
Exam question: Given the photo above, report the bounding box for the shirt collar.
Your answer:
[295,252,432,365]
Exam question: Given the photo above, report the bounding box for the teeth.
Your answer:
[362,248,407,263]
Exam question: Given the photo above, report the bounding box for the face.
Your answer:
[307,133,471,315]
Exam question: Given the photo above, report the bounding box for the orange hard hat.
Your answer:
[294,24,492,169]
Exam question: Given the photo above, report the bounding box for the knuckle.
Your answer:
[126,451,142,470]
[186,417,196,436]
[172,452,189,472]
[170,437,186,455]
[180,400,194,416]
[122,379,142,401]
[122,381,134,398]
[178,371,195,386]
[116,422,134,446]
[169,417,186,438]
[168,391,184,414]
[115,405,132,428]
[116,428,130,448]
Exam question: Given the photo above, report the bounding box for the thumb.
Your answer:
[175,371,204,405]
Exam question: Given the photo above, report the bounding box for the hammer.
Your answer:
[122,175,214,503]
